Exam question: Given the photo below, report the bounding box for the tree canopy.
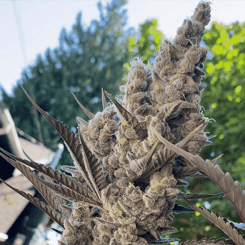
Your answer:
[1,0,132,167]
[169,21,245,242]
[125,19,245,243]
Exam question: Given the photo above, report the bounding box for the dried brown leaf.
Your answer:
[180,193,245,245]
[0,147,99,203]
[36,176,103,209]
[104,90,147,140]
[140,124,205,180]
[0,152,63,213]
[153,128,245,224]
[0,178,65,228]
[101,88,107,110]
[78,126,107,196]
[71,92,95,119]
[21,86,96,195]
[0,151,102,209]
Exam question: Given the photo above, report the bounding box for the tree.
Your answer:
[123,19,164,75]
[1,0,133,167]
[124,19,245,243]
[168,21,245,242]
[129,19,163,61]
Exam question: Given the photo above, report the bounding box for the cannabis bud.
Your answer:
[2,1,245,245]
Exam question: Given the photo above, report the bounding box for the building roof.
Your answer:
[0,175,35,235]
[0,103,63,241]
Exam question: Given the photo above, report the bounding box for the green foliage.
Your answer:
[170,21,245,242]
[1,0,132,167]
[130,19,163,61]
[123,19,245,243]
[123,19,163,75]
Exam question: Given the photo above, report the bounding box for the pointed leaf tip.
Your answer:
[211,153,224,164]
[76,117,89,127]
[101,88,107,110]
[104,90,147,140]
[179,193,245,245]
[78,126,107,193]
[140,124,207,180]
[104,90,129,120]
[71,92,94,119]
[153,128,198,165]
[20,88,98,197]
[78,128,101,200]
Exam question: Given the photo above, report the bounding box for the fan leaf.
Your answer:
[153,128,245,224]
[21,86,96,195]
[0,178,65,228]
[0,147,100,204]
[140,124,205,180]
[0,152,63,213]
[78,126,107,193]
[36,176,103,209]
[0,151,102,209]
[180,193,245,245]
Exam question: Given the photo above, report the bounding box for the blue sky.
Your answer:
[1,0,245,96]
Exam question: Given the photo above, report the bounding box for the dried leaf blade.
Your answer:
[101,88,107,110]
[21,85,96,194]
[153,128,245,224]
[180,193,245,245]
[78,126,107,191]
[0,178,65,228]
[0,147,100,204]
[71,92,94,119]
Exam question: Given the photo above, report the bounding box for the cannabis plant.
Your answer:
[1,1,245,244]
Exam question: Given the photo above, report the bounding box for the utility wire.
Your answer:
[12,0,44,145]
[12,0,28,66]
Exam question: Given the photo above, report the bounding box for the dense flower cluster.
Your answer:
[6,1,243,245]
[63,1,212,244]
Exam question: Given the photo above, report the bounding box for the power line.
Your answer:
[12,0,44,144]
[12,0,28,66]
